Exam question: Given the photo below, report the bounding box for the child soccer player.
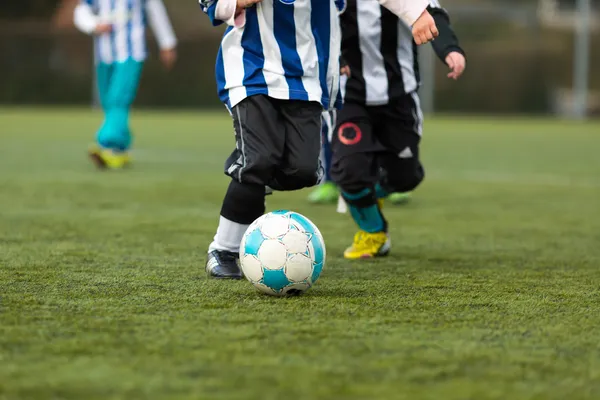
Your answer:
[200,0,440,279]
[74,0,177,169]
[331,0,466,259]
[309,0,464,206]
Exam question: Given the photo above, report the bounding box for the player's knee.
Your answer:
[386,162,425,193]
[252,156,276,181]
[245,163,275,186]
[331,155,373,193]
[227,152,274,186]
[281,164,319,190]
[297,166,320,188]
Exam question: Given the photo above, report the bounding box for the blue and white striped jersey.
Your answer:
[74,0,177,64]
[200,0,347,111]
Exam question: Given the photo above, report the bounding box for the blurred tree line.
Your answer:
[0,0,598,114]
[1,0,62,19]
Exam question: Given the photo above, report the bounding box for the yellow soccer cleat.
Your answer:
[88,145,131,170]
[344,230,391,259]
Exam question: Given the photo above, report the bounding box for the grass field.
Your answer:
[1,109,600,400]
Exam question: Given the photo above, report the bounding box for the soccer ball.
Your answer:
[240,210,326,296]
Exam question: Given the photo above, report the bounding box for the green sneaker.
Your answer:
[388,192,412,205]
[308,182,339,204]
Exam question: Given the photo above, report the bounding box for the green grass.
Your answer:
[1,108,600,400]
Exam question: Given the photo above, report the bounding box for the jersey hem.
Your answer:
[94,55,147,65]
[343,89,421,107]
[222,87,330,110]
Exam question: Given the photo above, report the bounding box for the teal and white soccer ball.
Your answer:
[240,210,326,296]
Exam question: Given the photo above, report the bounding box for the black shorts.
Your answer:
[225,95,323,191]
[330,93,425,193]
[333,94,422,158]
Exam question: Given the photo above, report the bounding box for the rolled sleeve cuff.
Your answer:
[378,0,428,26]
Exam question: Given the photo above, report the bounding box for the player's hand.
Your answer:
[412,10,438,45]
[160,48,177,71]
[94,23,113,35]
[236,0,261,14]
[445,51,466,80]
[340,65,351,77]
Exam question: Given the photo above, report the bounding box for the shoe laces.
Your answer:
[214,250,238,264]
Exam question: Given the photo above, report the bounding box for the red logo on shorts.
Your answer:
[338,122,362,145]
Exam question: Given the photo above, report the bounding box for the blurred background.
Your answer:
[1,0,599,117]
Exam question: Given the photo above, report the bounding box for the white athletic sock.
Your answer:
[208,216,250,253]
[337,195,348,214]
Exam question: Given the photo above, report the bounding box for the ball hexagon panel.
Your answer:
[281,229,310,254]
[242,227,266,257]
[241,254,263,283]
[257,239,287,270]
[262,269,292,292]
[260,214,290,239]
[285,253,313,282]
[288,212,315,234]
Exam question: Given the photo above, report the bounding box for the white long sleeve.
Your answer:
[378,0,429,26]
[215,0,246,28]
[145,0,177,50]
[73,3,98,35]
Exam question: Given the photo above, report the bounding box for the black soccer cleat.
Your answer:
[206,250,242,279]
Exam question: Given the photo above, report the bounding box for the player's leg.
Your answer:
[272,100,322,192]
[107,59,144,150]
[378,149,424,198]
[380,93,425,204]
[206,95,285,279]
[307,111,338,204]
[330,103,390,259]
[96,62,113,113]
[88,62,114,168]
[91,59,144,169]
[375,94,425,202]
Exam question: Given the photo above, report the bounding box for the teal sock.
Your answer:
[343,189,386,233]
[349,204,385,233]
[375,183,389,200]
[97,108,131,151]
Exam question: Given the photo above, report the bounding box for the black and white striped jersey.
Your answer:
[340,0,464,106]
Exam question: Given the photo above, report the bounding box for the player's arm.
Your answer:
[199,0,260,28]
[377,0,438,44]
[146,0,178,70]
[427,2,466,80]
[73,1,111,35]
[339,55,351,77]
[337,1,348,75]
